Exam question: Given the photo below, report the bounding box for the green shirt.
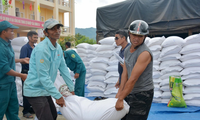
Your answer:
[0,37,15,84]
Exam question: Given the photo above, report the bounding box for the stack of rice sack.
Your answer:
[145,37,165,103]
[11,37,28,106]
[76,43,98,84]
[158,36,184,103]
[180,33,200,106]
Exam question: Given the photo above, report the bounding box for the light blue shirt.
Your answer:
[23,37,74,99]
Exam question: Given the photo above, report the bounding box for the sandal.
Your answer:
[23,113,33,118]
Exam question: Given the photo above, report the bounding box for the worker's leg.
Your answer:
[75,70,86,97]
[5,82,20,120]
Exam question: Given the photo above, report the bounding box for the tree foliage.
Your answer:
[58,33,96,50]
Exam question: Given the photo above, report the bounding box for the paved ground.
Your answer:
[3,106,66,120]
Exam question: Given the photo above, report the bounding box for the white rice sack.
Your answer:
[90,63,108,71]
[185,100,200,107]
[98,37,115,45]
[184,86,200,94]
[110,55,117,61]
[180,43,200,55]
[154,83,160,90]
[183,33,200,46]
[159,78,169,86]
[184,94,200,101]
[160,66,183,74]
[96,45,115,52]
[106,83,116,89]
[181,59,200,68]
[87,81,106,92]
[87,92,104,97]
[15,52,20,59]
[108,60,118,66]
[144,37,151,46]
[159,60,181,70]
[60,95,129,120]
[153,98,162,103]
[97,51,113,58]
[106,65,118,72]
[160,45,182,57]
[158,54,181,62]
[76,43,91,49]
[90,57,109,64]
[104,76,118,84]
[161,98,170,104]
[153,71,162,79]
[12,45,22,53]
[183,79,200,87]
[105,71,119,79]
[104,93,117,98]
[90,69,107,76]
[160,85,170,92]
[88,75,105,82]
[159,72,180,80]
[180,52,200,62]
[113,47,121,53]
[153,65,159,71]
[180,67,200,76]
[104,87,118,95]
[149,45,162,52]
[153,79,162,84]
[161,36,184,48]
[152,51,161,60]
[153,60,160,65]
[154,90,162,98]
[147,36,165,47]
[181,73,200,80]
[161,91,171,99]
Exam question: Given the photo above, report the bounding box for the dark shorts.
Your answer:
[122,89,154,120]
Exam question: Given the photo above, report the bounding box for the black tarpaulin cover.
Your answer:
[96,0,200,36]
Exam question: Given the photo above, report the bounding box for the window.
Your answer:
[16,8,20,17]
[30,12,35,20]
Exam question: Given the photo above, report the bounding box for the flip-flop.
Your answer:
[23,113,33,118]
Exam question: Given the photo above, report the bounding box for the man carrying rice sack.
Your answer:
[115,20,154,120]
[23,18,74,120]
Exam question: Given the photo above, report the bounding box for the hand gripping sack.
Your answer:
[167,76,187,108]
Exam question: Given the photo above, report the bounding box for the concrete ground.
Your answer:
[3,106,66,120]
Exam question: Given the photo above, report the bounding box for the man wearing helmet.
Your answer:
[115,20,154,120]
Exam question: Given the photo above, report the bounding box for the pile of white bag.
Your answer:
[180,34,200,106]
[11,37,28,106]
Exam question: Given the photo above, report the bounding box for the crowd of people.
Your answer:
[0,19,154,120]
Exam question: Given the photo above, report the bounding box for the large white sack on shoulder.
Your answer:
[104,87,118,95]
[104,76,119,84]
[180,67,200,76]
[106,65,118,72]
[87,92,104,97]
[183,79,200,87]
[181,73,200,80]
[181,59,200,68]
[113,47,121,53]
[90,63,108,71]
[158,54,181,62]
[98,37,115,45]
[105,71,119,79]
[185,100,200,107]
[153,90,162,98]
[90,69,107,76]
[160,66,183,74]
[159,60,181,70]
[88,75,105,82]
[159,72,180,80]
[146,36,165,47]
[12,45,22,53]
[183,94,200,101]
[96,45,115,52]
[161,91,171,99]
[11,37,28,46]
[60,95,129,120]
[180,52,200,62]
[161,36,184,48]
[149,45,162,52]
[15,52,20,59]
[183,33,200,46]
[183,86,200,94]
[90,57,109,64]
[180,43,200,55]
[160,45,182,57]
[97,51,113,58]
